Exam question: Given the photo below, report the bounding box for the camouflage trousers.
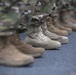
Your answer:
[0,0,39,36]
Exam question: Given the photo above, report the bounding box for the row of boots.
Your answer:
[0,35,45,66]
[0,0,76,67]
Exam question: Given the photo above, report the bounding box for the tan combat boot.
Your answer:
[10,34,45,58]
[63,9,76,23]
[25,25,61,50]
[68,10,76,23]
[47,17,68,36]
[58,21,72,34]
[0,36,34,66]
[42,22,68,44]
[59,9,76,31]
[52,15,72,34]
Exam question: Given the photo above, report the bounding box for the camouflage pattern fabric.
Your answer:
[18,0,38,32]
[0,0,38,36]
[0,0,21,36]
[41,0,56,14]
[70,0,76,8]
[56,0,73,10]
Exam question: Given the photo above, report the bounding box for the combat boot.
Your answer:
[10,34,45,58]
[47,17,68,36]
[59,10,76,31]
[59,21,72,34]
[64,9,76,23]
[42,22,68,44]
[0,36,34,66]
[52,15,72,34]
[25,25,61,50]
[68,10,76,23]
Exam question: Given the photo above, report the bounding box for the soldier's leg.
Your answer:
[0,0,34,66]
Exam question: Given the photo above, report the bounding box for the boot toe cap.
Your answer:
[46,41,61,50]
[67,28,72,34]
[62,31,68,36]
[58,36,69,44]
[0,54,34,67]
[31,48,45,58]
[54,41,61,49]
[15,54,34,66]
